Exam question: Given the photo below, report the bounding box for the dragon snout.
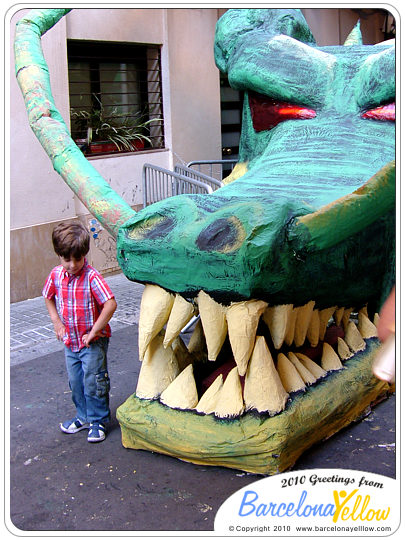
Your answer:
[117,193,297,302]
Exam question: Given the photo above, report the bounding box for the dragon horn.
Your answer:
[14,8,136,238]
[291,160,395,251]
[344,19,363,46]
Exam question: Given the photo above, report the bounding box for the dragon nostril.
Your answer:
[196,217,245,253]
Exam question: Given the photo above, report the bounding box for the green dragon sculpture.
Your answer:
[14,8,395,474]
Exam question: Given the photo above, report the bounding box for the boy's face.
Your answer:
[60,255,85,275]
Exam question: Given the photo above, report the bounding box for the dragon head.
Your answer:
[15,8,395,474]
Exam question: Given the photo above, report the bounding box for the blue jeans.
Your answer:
[64,337,110,424]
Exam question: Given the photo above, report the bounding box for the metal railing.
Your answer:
[142,163,213,208]
[174,164,223,191]
[187,159,238,181]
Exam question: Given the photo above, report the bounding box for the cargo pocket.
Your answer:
[96,370,110,397]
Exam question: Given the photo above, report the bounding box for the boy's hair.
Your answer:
[52,222,90,260]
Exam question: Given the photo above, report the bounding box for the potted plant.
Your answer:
[71,96,162,155]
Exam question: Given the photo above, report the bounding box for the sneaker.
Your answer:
[60,417,89,434]
[87,422,106,443]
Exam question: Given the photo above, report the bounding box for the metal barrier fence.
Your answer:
[174,164,223,190]
[187,159,238,181]
[142,163,213,208]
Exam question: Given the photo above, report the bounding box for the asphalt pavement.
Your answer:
[8,272,396,534]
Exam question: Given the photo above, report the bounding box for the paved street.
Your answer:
[8,272,396,533]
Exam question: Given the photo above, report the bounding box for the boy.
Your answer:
[43,222,117,443]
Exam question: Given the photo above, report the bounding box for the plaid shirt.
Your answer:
[42,259,114,352]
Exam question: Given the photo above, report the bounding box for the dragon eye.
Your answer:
[362,102,395,122]
[249,92,316,132]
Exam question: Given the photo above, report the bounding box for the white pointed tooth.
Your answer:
[138,285,175,360]
[294,301,315,347]
[319,307,336,340]
[334,307,345,326]
[163,295,196,348]
[136,333,179,399]
[187,318,206,354]
[214,367,244,418]
[358,312,378,339]
[195,374,224,414]
[226,299,268,376]
[337,337,353,360]
[284,308,298,346]
[244,336,288,414]
[306,309,320,347]
[321,342,343,371]
[287,352,317,385]
[171,335,193,372]
[294,352,327,379]
[342,307,353,329]
[345,321,366,352]
[277,353,306,393]
[373,313,380,327]
[198,291,227,362]
[262,304,293,349]
[160,364,199,410]
[359,305,368,317]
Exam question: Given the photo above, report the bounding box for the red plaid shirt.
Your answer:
[42,259,115,352]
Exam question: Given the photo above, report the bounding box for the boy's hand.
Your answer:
[82,331,103,348]
[53,320,66,341]
[45,298,66,342]
[82,298,117,347]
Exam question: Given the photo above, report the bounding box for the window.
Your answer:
[68,40,165,156]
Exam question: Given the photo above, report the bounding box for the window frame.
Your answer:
[67,39,165,156]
